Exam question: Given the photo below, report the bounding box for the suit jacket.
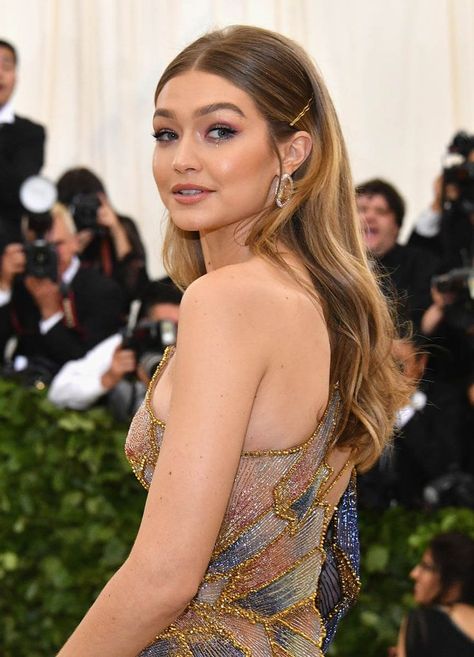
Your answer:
[79,215,149,307]
[378,244,439,330]
[0,267,123,374]
[0,114,46,244]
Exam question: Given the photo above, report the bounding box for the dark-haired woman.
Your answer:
[397,532,474,657]
[58,25,412,657]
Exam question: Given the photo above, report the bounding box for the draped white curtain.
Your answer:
[2,0,474,275]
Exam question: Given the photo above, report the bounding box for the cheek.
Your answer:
[152,150,170,197]
[378,218,394,237]
[219,145,276,195]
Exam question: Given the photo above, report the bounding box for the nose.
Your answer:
[172,133,202,174]
[410,565,419,580]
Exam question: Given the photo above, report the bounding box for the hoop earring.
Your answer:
[275,173,294,208]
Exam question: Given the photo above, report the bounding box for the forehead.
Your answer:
[0,47,16,67]
[422,549,435,565]
[155,70,258,116]
[357,193,392,211]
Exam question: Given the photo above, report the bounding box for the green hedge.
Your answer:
[1,378,473,656]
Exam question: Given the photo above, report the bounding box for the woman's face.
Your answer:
[152,70,281,235]
[410,550,441,605]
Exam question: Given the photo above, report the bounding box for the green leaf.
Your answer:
[365,544,389,573]
[0,552,19,571]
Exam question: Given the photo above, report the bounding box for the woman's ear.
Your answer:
[279,131,313,175]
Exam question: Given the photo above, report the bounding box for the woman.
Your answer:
[58,26,410,657]
[396,532,474,657]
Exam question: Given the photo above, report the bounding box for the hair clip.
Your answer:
[289,96,313,127]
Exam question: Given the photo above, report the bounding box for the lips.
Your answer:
[364,226,379,237]
[172,184,213,193]
[171,184,214,205]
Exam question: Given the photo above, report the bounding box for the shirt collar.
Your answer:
[0,99,15,124]
[62,255,80,286]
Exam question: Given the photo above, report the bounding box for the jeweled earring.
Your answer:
[275,173,294,208]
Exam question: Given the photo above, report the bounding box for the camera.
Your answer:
[432,267,474,295]
[24,239,58,281]
[443,131,474,215]
[424,470,474,508]
[121,319,177,379]
[19,177,58,282]
[23,210,57,282]
[69,192,101,231]
[448,131,474,159]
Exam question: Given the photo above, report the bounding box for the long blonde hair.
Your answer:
[155,25,412,470]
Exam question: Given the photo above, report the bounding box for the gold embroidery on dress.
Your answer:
[124,352,358,657]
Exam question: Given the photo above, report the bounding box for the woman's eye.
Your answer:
[207,125,237,141]
[153,129,178,142]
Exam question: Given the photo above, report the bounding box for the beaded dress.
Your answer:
[125,347,360,657]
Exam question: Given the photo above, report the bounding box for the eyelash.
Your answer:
[152,124,238,143]
[152,129,177,142]
[207,124,238,141]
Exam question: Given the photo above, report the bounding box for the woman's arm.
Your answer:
[57,270,268,657]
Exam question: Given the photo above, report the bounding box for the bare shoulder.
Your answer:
[175,263,277,379]
[181,262,267,312]
[179,262,281,341]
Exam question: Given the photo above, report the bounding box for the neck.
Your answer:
[200,221,253,272]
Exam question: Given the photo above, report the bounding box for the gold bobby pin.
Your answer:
[289,96,313,127]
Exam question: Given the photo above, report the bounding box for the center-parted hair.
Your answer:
[154,25,412,470]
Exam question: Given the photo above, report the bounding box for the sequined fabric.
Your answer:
[125,347,360,656]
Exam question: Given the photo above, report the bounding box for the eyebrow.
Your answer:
[153,102,246,120]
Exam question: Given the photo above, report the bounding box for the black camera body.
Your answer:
[24,213,57,282]
[443,131,474,215]
[448,131,474,159]
[121,319,177,379]
[24,239,58,282]
[432,267,474,295]
[424,470,474,509]
[70,193,101,231]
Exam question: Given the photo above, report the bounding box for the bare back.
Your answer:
[151,257,352,508]
[152,256,330,453]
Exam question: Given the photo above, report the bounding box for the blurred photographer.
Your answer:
[56,167,149,307]
[358,336,466,509]
[356,178,439,331]
[0,39,45,244]
[0,205,123,384]
[411,131,474,272]
[48,278,181,421]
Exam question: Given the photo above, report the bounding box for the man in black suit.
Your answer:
[0,39,46,243]
[356,178,438,331]
[0,210,123,382]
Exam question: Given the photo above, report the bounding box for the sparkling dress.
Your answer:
[125,347,360,657]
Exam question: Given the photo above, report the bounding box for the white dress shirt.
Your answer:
[0,98,15,124]
[48,333,123,410]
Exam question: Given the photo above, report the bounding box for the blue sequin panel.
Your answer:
[272,623,320,657]
[208,510,287,574]
[235,549,322,616]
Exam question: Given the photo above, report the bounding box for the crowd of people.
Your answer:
[0,38,182,425]
[356,170,474,509]
[1,36,473,512]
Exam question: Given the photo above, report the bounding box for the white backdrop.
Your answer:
[2,0,474,276]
